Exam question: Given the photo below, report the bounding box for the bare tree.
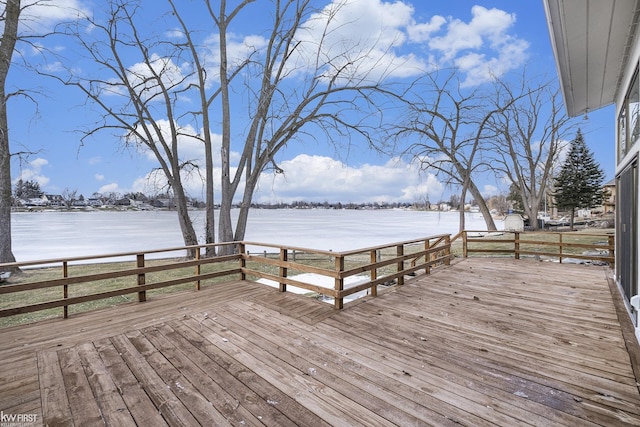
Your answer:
[393,72,504,231]
[43,0,401,256]
[45,1,209,255]
[2,0,80,265]
[487,75,574,229]
[0,0,21,265]
[211,0,396,252]
[61,188,77,209]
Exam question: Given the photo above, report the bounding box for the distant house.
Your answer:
[151,198,171,208]
[601,179,616,214]
[44,194,64,207]
[25,197,47,207]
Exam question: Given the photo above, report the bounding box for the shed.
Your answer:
[504,214,524,232]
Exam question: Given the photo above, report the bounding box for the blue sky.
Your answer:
[8,0,616,204]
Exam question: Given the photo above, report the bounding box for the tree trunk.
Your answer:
[216,0,239,256]
[522,192,544,231]
[454,162,496,231]
[204,144,216,257]
[0,122,16,266]
[569,207,576,231]
[0,0,20,266]
[466,180,497,231]
[233,172,261,242]
[458,187,467,232]
[171,180,198,257]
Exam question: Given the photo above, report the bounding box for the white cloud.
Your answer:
[165,28,184,40]
[407,16,447,42]
[428,6,514,59]
[416,5,528,86]
[125,54,186,101]
[95,174,105,181]
[121,153,447,204]
[14,157,50,188]
[133,119,231,167]
[287,0,429,82]
[253,154,444,203]
[97,182,121,195]
[19,0,91,34]
[282,2,528,86]
[482,184,499,198]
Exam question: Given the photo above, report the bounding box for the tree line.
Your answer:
[1,0,605,265]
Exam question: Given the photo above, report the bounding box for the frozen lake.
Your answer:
[10,209,502,262]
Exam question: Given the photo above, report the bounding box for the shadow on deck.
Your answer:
[1,258,639,426]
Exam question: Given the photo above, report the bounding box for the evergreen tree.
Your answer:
[507,183,525,212]
[553,130,605,230]
[14,179,43,199]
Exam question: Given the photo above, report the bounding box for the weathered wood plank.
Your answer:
[37,350,74,427]
[6,259,639,426]
[75,342,137,426]
[184,315,397,426]
[233,299,588,427]
[324,284,640,423]
[124,329,233,426]
[92,338,169,427]
[140,325,265,426]
[171,319,332,427]
[218,301,474,426]
[156,322,304,427]
[377,282,635,379]
[110,333,201,426]
[57,346,104,426]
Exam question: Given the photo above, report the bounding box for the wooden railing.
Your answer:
[0,242,243,321]
[242,234,452,309]
[458,230,615,266]
[0,230,614,325]
[0,234,452,323]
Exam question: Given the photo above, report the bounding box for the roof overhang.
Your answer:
[543,0,640,117]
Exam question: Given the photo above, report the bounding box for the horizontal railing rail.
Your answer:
[0,229,614,326]
[0,242,244,320]
[239,234,452,309]
[461,230,615,266]
[0,234,453,323]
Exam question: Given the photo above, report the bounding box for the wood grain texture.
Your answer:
[2,258,639,426]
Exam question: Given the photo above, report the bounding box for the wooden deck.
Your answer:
[1,258,639,426]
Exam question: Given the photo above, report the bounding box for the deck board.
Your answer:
[1,258,639,426]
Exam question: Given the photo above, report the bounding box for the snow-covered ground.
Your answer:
[257,272,372,304]
[10,209,502,262]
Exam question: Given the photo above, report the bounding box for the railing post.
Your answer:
[463,231,468,258]
[397,244,404,286]
[514,231,520,260]
[445,235,451,266]
[137,254,146,302]
[195,247,201,290]
[424,239,431,274]
[239,243,246,280]
[559,233,563,263]
[608,235,615,268]
[279,248,288,292]
[335,255,344,309]
[63,261,69,319]
[370,250,377,297]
